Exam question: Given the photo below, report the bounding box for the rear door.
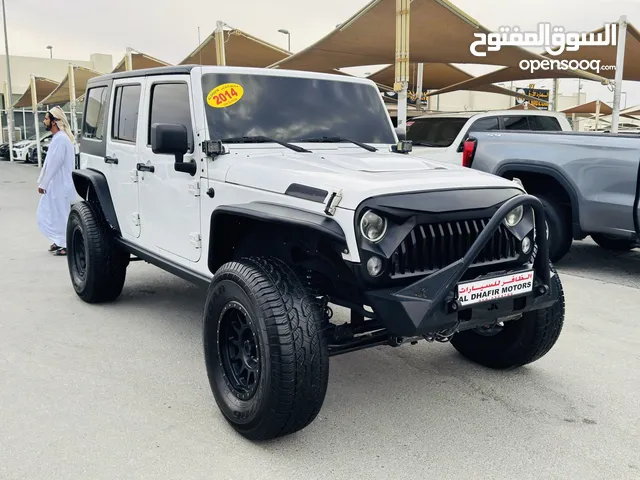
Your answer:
[104,78,145,239]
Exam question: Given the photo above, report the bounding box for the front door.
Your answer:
[137,76,201,262]
[104,78,145,239]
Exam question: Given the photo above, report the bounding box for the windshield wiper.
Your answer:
[410,141,442,147]
[218,135,311,153]
[297,136,377,152]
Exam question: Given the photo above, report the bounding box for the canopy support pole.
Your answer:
[125,47,133,71]
[552,78,559,111]
[595,100,601,131]
[611,15,627,134]
[68,64,78,139]
[215,21,226,66]
[4,82,14,161]
[394,0,410,135]
[415,63,424,111]
[30,75,42,168]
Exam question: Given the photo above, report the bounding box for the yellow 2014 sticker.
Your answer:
[206,83,244,108]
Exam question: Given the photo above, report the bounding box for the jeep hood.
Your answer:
[223,146,522,210]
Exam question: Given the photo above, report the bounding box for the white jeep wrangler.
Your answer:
[68,65,565,441]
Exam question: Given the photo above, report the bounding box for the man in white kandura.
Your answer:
[36,106,76,256]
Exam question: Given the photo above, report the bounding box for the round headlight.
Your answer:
[504,206,524,227]
[360,210,387,243]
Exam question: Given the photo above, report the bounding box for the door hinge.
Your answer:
[132,213,140,226]
[131,170,139,183]
[189,182,200,197]
[189,232,202,249]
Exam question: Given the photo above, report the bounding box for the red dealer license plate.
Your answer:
[456,270,535,307]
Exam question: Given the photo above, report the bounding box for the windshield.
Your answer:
[406,117,468,147]
[200,72,396,145]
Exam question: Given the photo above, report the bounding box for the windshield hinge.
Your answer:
[189,232,202,249]
[132,213,140,227]
[202,140,228,158]
[324,189,343,216]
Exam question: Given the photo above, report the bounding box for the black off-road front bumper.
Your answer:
[363,194,559,337]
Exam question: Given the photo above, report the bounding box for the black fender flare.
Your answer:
[494,163,583,238]
[208,202,348,271]
[72,169,120,233]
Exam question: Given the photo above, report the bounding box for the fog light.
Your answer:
[366,256,383,277]
[521,236,532,254]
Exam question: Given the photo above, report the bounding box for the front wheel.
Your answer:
[203,256,329,441]
[450,265,565,370]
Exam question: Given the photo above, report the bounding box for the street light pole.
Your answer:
[278,29,291,51]
[2,0,15,159]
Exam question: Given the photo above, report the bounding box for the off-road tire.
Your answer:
[203,256,329,441]
[66,201,129,303]
[591,233,637,251]
[537,194,572,263]
[450,264,565,370]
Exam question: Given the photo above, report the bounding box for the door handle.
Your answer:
[104,156,118,164]
[136,163,155,173]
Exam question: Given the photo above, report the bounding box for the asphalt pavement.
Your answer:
[1,160,639,480]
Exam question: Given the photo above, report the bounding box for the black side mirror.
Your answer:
[151,123,196,175]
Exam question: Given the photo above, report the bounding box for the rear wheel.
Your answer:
[591,233,637,251]
[203,256,329,441]
[66,201,129,303]
[450,265,565,370]
[537,194,572,263]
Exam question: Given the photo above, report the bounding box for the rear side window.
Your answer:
[82,86,108,140]
[406,117,468,147]
[112,84,142,143]
[527,116,562,131]
[148,83,193,152]
[468,117,499,132]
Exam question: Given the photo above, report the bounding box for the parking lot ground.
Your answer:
[1,160,639,480]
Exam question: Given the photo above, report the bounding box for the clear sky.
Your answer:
[4,0,640,109]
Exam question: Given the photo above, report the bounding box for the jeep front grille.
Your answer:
[389,218,520,278]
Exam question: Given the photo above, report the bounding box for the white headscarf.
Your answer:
[49,106,75,144]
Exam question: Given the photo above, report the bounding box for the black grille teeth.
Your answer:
[390,218,520,277]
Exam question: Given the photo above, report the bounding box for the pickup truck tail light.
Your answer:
[462,138,477,168]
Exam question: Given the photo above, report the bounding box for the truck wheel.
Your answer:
[203,256,329,441]
[66,201,129,303]
[450,265,565,370]
[537,194,572,263]
[591,233,637,251]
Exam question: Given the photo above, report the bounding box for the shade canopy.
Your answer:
[112,52,171,73]
[40,66,102,106]
[367,63,547,104]
[180,26,289,68]
[426,22,637,97]
[622,105,640,116]
[12,77,59,108]
[562,100,613,115]
[268,0,604,76]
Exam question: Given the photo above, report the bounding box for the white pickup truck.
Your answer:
[406,110,572,165]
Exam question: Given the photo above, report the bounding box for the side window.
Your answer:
[503,116,530,130]
[528,116,562,131]
[111,84,142,143]
[82,86,108,140]
[468,117,499,132]
[149,83,194,152]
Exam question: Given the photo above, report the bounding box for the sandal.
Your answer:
[48,244,59,252]
[53,248,67,256]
